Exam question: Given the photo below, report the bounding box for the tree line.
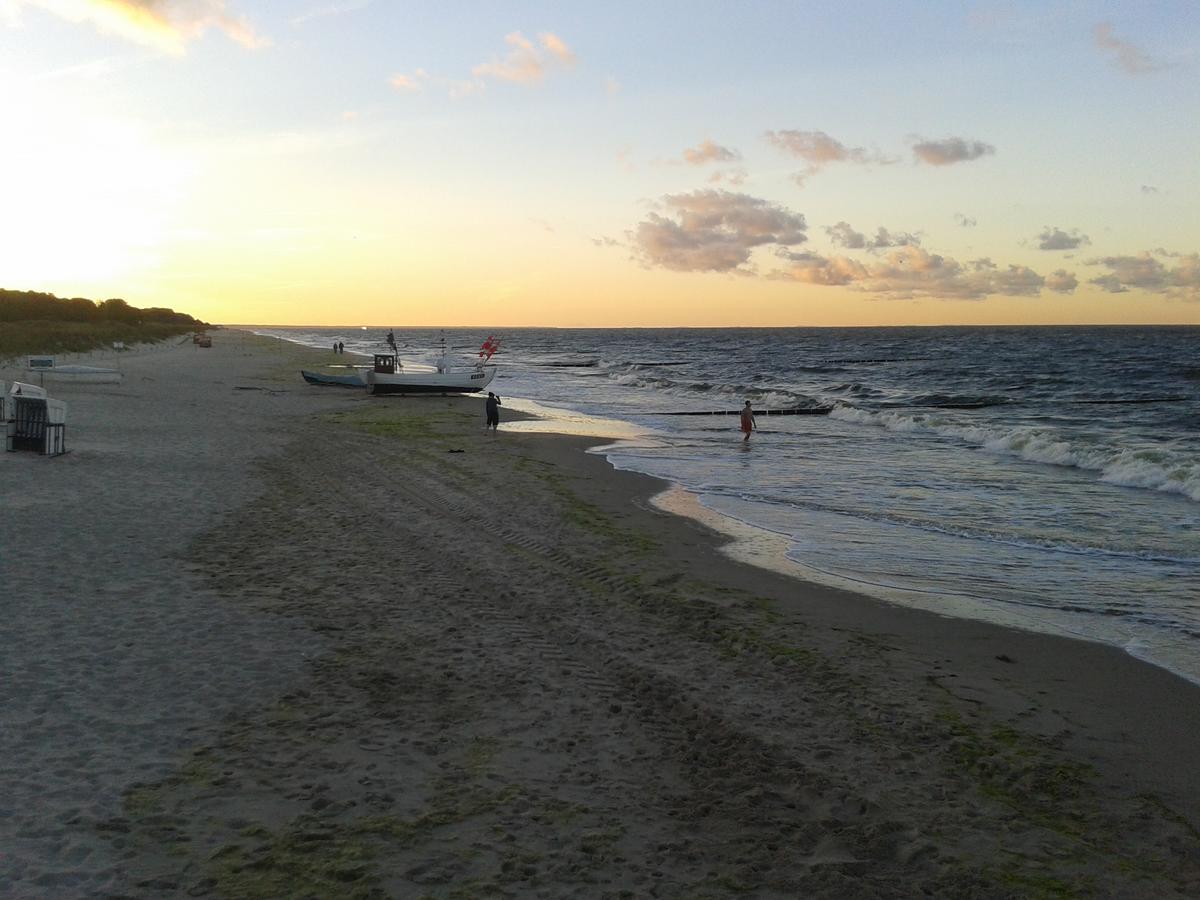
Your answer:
[0,289,211,360]
[0,289,208,328]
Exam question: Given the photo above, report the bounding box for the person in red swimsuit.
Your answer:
[740,400,756,442]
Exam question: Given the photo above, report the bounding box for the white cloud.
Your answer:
[867,226,920,250]
[708,168,747,186]
[538,31,575,66]
[773,251,866,286]
[389,70,426,92]
[631,190,807,273]
[1094,23,1165,75]
[1035,226,1090,251]
[825,221,866,249]
[764,129,893,186]
[912,137,995,166]
[954,213,978,228]
[472,30,575,84]
[1045,269,1078,293]
[774,245,1046,300]
[681,138,740,166]
[1087,252,1200,300]
[826,221,919,251]
[291,0,372,27]
[15,0,267,54]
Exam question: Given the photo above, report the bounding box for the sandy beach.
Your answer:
[3,330,1199,898]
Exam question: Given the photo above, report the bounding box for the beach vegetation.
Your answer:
[122,783,165,816]
[0,288,208,360]
[333,405,451,451]
[1138,793,1200,841]
[993,869,1088,899]
[207,824,381,899]
[464,736,501,776]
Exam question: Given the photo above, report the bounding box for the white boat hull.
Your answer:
[367,365,496,395]
[31,365,122,384]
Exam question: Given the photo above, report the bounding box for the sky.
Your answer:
[1,1,1197,327]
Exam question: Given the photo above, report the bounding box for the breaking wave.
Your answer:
[830,405,1200,502]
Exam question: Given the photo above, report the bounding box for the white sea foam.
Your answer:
[830,405,1200,502]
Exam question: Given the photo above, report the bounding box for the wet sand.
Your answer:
[2,330,1198,897]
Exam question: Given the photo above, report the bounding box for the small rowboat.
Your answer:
[301,370,367,387]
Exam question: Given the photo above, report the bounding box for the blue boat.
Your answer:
[300,369,367,387]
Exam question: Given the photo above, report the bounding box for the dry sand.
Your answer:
[2,331,1199,898]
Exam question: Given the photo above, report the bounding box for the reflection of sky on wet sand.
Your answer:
[499,397,650,439]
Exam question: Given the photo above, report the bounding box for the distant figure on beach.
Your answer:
[485,392,501,432]
[338,341,344,354]
[740,400,757,442]
[386,330,397,353]
[332,341,339,354]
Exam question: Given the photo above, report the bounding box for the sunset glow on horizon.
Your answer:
[2,1,1197,327]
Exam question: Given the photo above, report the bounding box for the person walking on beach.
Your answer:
[740,399,757,442]
[485,392,501,432]
[338,341,344,354]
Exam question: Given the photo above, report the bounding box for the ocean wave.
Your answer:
[826,381,884,397]
[830,406,1200,502]
[608,371,817,409]
[708,487,1200,564]
[885,392,1012,409]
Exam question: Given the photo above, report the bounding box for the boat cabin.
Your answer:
[373,354,398,374]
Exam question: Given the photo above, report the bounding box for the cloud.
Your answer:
[1094,23,1164,74]
[631,189,807,273]
[773,251,866,286]
[867,226,920,250]
[472,30,575,84]
[912,137,995,166]
[825,221,919,251]
[708,168,747,186]
[605,75,620,97]
[17,0,267,53]
[1044,269,1078,293]
[682,138,740,166]
[1087,252,1200,299]
[954,213,978,228]
[291,0,372,27]
[825,221,866,249]
[389,69,427,92]
[1141,184,1158,194]
[387,68,483,100]
[764,129,892,185]
[1035,226,1090,251]
[774,245,1047,300]
[538,31,575,65]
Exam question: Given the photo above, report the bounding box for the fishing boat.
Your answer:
[366,336,499,396]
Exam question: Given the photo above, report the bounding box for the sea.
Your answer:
[253,325,1200,684]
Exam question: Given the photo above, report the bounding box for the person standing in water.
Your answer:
[485,392,502,432]
[740,400,757,442]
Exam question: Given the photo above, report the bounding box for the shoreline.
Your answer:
[481,382,1200,691]
[3,330,1199,895]
[261,324,1200,690]
[645,482,1200,690]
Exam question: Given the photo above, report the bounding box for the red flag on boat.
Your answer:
[479,336,499,360]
